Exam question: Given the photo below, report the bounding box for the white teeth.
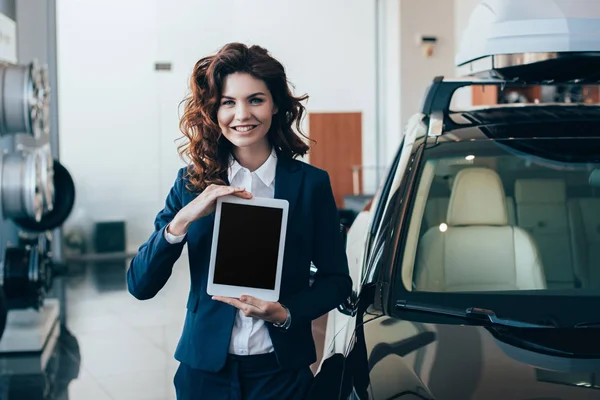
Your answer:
[234,126,256,132]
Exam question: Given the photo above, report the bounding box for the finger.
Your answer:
[212,296,241,308]
[217,186,251,200]
[207,186,242,202]
[212,295,238,304]
[233,191,253,199]
[240,295,264,309]
[213,296,258,316]
[221,186,247,196]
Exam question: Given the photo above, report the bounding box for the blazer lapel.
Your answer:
[184,158,302,215]
[274,156,303,217]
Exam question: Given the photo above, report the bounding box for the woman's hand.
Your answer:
[212,295,288,324]
[169,184,252,235]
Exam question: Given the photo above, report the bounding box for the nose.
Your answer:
[234,103,251,121]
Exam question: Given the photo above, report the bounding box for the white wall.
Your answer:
[399,0,456,130]
[57,0,162,252]
[453,0,482,108]
[455,0,482,56]
[57,0,377,252]
[377,0,403,169]
[375,0,461,170]
[395,0,482,126]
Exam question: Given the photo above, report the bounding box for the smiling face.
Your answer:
[217,72,278,153]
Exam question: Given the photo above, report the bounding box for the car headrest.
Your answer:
[447,167,508,226]
[590,169,600,187]
[515,179,566,203]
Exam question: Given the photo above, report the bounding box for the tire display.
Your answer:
[1,149,44,222]
[13,159,75,232]
[0,58,74,344]
[0,61,50,138]
[38,143,55,213]
[2,245,46,310]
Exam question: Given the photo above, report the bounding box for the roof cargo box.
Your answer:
[456,0,600,82]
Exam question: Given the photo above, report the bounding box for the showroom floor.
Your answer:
[0,250,327,400]
[62,256,189,400]
[5,255,191,400]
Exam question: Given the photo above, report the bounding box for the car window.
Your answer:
[361,149,402,286]
[399,134,600,294]
[369,114,427,243]
[369,143,402,236]
[363,117,427,285]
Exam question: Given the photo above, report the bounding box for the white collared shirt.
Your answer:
[165,148,278,355]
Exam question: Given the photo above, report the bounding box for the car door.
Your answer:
[309,131,405,400]
[318,115,436,399]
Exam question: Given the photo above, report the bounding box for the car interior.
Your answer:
[408,152,600,293]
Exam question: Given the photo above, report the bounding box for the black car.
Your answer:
[311,78,600,400]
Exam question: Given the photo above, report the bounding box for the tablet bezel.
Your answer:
[206,195,289,302]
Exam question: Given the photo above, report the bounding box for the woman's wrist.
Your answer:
[169,214,191,236]
[272,303,290,327]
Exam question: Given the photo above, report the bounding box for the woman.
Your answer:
[126,42,352,400]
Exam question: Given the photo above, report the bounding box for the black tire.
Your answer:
[14,159,75,232]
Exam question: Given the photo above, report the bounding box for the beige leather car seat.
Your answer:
[515,179,574,289]
[568,197,600,289]
[414,168,546,292]
[424,196,517,228]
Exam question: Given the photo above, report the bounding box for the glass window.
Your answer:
[363,114,427,286]
[399,134,600,294]
[361,147,403,286]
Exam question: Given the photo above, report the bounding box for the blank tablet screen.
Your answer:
[213,202,283,289]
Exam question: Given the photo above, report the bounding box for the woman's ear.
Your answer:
[273,105,279,115]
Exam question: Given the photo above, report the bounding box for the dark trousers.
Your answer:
[174,353,314,400]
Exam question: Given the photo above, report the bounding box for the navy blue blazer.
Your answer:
[126,155,352,372]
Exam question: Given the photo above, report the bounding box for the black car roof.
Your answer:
[449,104,600,127]
[437,104,600,142]
[420,78,600,141]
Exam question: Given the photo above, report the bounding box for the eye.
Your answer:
[222,100,234,106]
[250,97,264,105]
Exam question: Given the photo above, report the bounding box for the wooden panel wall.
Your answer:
[472,85,545,105]
[472,85,600,105]
[308,112,362,208]
[583,86,600,103]
[471,85,498,106]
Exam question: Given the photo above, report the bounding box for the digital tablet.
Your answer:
[206,195,289,302]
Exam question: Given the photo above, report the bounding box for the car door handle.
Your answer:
[337,289,358,316]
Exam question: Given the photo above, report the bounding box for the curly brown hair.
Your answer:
[177,42,312,193]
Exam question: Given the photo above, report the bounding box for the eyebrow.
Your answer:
[221,92,266,100]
